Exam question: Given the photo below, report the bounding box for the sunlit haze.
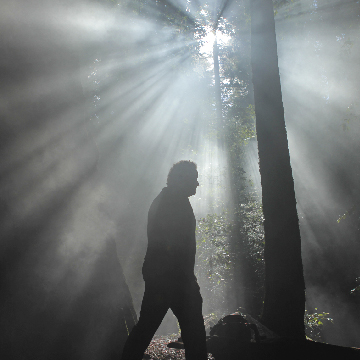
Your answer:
[1,0,359,357]
[200,26,232,55]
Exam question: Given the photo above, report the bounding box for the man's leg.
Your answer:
[171,280,207,360]
[121,282,169,360]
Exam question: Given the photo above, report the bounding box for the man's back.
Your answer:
[142,186,196,283]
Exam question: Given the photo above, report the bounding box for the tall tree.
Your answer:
[213,35,223,126]
[250,0,306,338]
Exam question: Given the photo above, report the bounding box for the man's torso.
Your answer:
[142,187,196,283]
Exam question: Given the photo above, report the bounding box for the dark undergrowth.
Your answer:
[144,334,214,360]
[144,334,184,360]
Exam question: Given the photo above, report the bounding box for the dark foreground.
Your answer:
[145,312,360,360]
[204,337,360,360]
[163,335,360,360]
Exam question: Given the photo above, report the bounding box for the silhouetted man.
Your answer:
[121,161,207,360]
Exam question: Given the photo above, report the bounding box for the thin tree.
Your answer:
[250,0,306,339]
[213,34,223,125]
[212,0,231,127]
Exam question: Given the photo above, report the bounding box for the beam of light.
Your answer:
[0,0,236,355]
[273,0,360,346]
[3,0,359,353]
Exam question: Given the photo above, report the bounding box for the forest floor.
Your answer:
[144,334,186,360]
[144,334,360,360]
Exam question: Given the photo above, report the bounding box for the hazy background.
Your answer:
[0,0,359,356]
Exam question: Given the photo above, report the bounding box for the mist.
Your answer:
[1,0,360,358]
[273,0,360,347]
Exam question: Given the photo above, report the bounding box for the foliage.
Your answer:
[195,189,265,315]
[337,204,356,223]
[304,309,333,342]
[236,196,265,265]
[350,277,360,296]
[195,211,233,313]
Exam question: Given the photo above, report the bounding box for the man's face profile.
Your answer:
[179,170,199,197]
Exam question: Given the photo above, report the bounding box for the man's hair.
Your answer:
[167,160,197,187]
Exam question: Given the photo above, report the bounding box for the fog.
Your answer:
[1,0,359,357]
[274,0,360,346]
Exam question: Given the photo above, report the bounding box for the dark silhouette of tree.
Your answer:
[250,0,306,338]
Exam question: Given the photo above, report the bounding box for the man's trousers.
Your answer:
[121,277,207,360]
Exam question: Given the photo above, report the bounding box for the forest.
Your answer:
[0,0,359,359]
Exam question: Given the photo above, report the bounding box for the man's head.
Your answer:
[167,160,199,197]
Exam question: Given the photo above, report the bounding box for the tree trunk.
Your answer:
[250,0,306,338]
[213,35,223,126]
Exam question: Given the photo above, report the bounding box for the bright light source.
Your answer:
[200,26,231,55]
